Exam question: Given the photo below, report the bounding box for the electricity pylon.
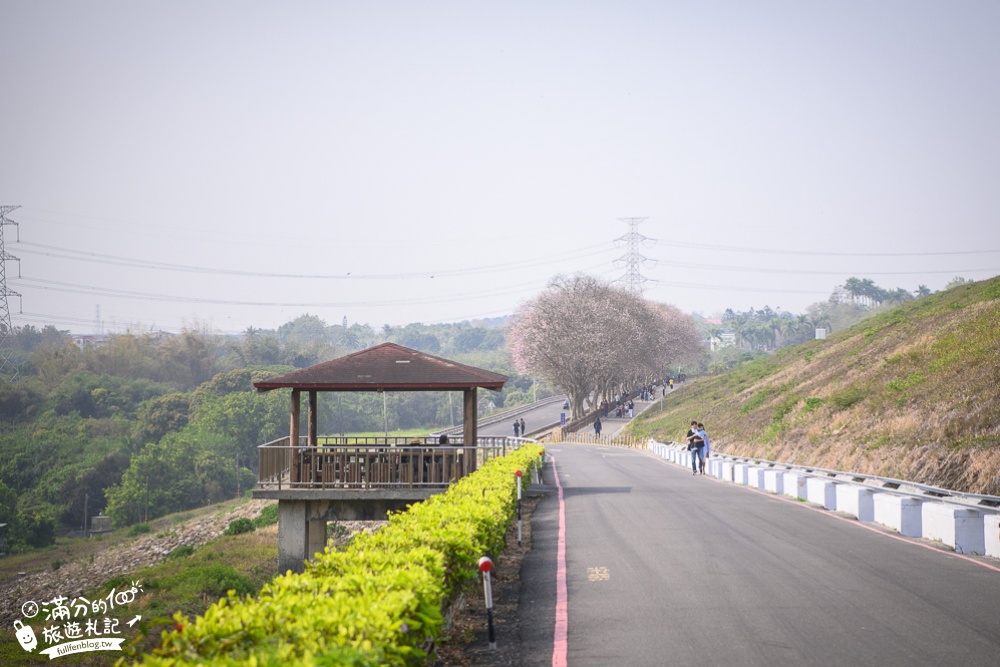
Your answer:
[613,217,656,295]
[0,205,22,382]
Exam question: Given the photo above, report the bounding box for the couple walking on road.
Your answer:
[686,420,711,475]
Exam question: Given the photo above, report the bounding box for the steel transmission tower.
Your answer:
[0,205,22,382]
[613,217,656,295]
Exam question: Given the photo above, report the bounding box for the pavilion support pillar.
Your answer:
[308,390,318,446]
[290,389,301,484]
[463,388,478,474]
[276,499,328,574]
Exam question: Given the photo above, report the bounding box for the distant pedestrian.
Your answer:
[594,417,602,437]
[686,420,704,475]
[513,420,520,438]
[519,417,526,436]
[697,423,710,474]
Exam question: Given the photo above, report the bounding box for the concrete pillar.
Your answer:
[278,499,309,574]
[806,478,837,509]
[835,484,875,522]
[922,503,985,555]
[783,472,808,500]
[307,517,328,560]
[984,513,1000,558]
[734,463,749,485]
[763,469,784,494]
[873,493,922,537]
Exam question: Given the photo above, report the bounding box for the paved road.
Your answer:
[520,443,1000,666]
[477,396,569,438]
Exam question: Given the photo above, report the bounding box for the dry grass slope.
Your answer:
[633,277,1000,495]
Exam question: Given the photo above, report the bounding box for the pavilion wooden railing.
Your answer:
[257,435,519,490]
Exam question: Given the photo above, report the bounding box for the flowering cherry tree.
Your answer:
[508,275,702,418]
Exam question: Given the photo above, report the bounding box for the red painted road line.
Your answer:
[551,455,568,667]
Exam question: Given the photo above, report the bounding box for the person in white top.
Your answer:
[697,423,710,474]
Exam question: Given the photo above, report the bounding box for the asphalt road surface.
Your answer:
[477,396,569,438]
[520,443,1000,667]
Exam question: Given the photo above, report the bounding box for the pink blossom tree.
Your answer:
[508,275,703,419]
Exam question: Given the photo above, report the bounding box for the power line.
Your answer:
[12,274,565,308]
[658,259,1000,276]
[658,240,1000,257]
[14,240,612,280]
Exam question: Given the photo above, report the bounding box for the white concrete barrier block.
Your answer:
[874,493,922,537]
[763,469,784,494]
[783,472,808,499]
[734,463,750,486]
[984,513,1000,559]
[835,484,875,522]
[922,503,986,555]
[750,467,767,489]
[806,477,837,509]
[719,460,734,483]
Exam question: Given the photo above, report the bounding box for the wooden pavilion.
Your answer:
[251,342,508,572]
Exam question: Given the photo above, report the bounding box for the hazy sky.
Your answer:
[2,1,998,335]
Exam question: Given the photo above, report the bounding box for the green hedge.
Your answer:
[136,444,544,666]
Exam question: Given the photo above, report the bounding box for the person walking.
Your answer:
[686,420,704,475]
[594,417,602,437]
[697,423,710,474]
[519,417,526,437]
[513,420,520,438]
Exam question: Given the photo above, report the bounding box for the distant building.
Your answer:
[707,329,737,351]
[71,335,106,350]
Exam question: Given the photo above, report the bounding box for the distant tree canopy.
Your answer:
[707,276,950,364]
[0,317,535,537]
[507,275,703,418]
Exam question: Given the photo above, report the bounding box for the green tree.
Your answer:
[0,379,44,422]
[157,329,223,390]
[58,450,132,527]
[132,392,192,445]
[944,276,972,290]
[6,510,56,550]
[0,480,17,524]
[105,437,206,526]
[188,368,292,464]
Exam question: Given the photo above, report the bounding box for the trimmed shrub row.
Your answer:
[136,444,544,666]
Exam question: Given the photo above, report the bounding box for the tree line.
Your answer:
[0,317,530,550]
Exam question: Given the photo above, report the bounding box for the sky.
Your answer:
[1,1,998,335]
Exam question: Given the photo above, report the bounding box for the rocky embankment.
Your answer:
[0,500,272,625]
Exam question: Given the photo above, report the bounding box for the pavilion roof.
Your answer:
[253,342,508,393]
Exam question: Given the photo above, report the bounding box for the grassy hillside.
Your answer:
[631,276,1000,495]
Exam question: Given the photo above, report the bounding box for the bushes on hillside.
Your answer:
[137,444,543,666]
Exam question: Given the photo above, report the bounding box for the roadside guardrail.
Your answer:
[648,440,1000,559]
